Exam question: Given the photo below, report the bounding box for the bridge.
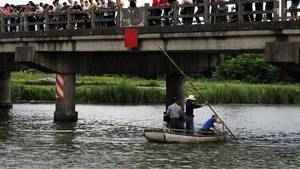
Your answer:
[0,0,299,122]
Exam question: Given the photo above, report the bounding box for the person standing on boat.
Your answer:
[166,97,185,130]
[185,95,202,133]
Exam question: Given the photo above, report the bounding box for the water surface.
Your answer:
[0,104,300,169]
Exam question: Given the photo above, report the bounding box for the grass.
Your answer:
[10,71,300,104]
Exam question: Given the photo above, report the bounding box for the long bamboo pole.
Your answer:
[159,46,238,141]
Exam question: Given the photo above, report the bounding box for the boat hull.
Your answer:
[144,129,225,144]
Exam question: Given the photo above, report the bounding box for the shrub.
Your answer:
[214,54,280,83]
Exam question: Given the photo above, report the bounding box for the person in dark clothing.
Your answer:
[255,2,263,22]
[265,1,274,21]
[194,0,204,24]
[243,1,253,23]
[181,0,194,25]
[185,95,202,133]
[291,0,300,20]
[215,0,228,24]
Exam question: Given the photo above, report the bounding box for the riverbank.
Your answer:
[10,71,300,104]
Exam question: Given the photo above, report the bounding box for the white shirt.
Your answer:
[167,103,183,119]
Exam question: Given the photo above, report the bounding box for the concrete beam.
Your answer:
[54,74,77,122]
[2,29,299,53]
[265,42,300,64]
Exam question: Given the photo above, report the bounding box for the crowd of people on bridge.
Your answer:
[0,0,300,32]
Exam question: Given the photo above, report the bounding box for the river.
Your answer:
[0,104,300,169]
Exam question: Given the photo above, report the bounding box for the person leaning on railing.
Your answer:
[265,0,274,21]
[194,0,204,24]
[149,0,168,26]
[242,1,253,23]
[215,0,228,24]
[181,0,194,25]
[255,1,263,22]
[291,0,300,20]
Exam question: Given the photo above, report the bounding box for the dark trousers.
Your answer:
[185,116,194,133]
[266,2,274,21]
[170,118,184,131]
[149,9,162,26]
[255,2,263,22]
[182,6,194,25]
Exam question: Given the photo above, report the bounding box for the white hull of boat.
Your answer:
[144,129,225,143]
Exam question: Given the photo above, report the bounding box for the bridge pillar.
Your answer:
[54,73,77,122]
[0,71,12,119]
[166,73,185,109]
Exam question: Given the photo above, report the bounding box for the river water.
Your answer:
[0,104,300,169]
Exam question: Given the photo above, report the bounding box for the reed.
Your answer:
[10,72,300,104]
[186,82,300,104]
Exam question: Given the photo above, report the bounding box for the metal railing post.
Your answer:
[144,3,150,27]
[90,9,96,29]
[66,9,72,30]
[0,15,4,32]
[274,0,280,21]
[237,0,243,23]
[281,0,287,21]
[116,8,121,27]
[44,14,49,31]
[204,0,209,24]
[23,15,28,32]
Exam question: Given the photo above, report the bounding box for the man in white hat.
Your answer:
[185,95,202,133]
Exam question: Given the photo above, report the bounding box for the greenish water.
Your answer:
[0,104,300,169]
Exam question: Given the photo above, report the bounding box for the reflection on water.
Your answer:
[0,104,300,168]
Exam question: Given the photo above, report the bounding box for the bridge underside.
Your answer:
[15,49,222,76]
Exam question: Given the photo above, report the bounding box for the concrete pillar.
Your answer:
[0,71,12,119]
[165,73,185,110]
[54,73,77,122]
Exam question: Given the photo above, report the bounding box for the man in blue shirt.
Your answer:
[202,115,218,131]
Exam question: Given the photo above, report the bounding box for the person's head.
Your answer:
[84,0,90,6]
[4,3,10,9]
[211,115,216,120]
[175,97,183,106]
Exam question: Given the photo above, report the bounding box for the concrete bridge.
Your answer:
[0,0,300,121]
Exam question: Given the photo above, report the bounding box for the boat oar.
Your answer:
[158,46,238,141]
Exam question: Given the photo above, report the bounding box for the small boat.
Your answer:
[144,128,225,144]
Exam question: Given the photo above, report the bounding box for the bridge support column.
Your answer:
[166,73,185,109]
[54,73,77,122]
[0,71,12,119]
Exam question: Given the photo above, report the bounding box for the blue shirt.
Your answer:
[202,117,216,130]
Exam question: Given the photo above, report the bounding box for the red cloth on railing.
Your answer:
[124,28,138,49]
[152,0,169,7]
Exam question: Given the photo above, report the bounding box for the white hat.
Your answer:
[186,95,196,101]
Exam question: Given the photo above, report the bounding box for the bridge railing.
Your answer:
[0,0,298,33]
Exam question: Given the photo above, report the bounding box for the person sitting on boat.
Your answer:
[166,97,185,131]
[200,115,220,134]
[185,95,202,133]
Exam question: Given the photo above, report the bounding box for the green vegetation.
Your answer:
[214,54,280,83]
[10,71,300,104]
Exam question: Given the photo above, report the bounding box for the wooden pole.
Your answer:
[159,46,238,141]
